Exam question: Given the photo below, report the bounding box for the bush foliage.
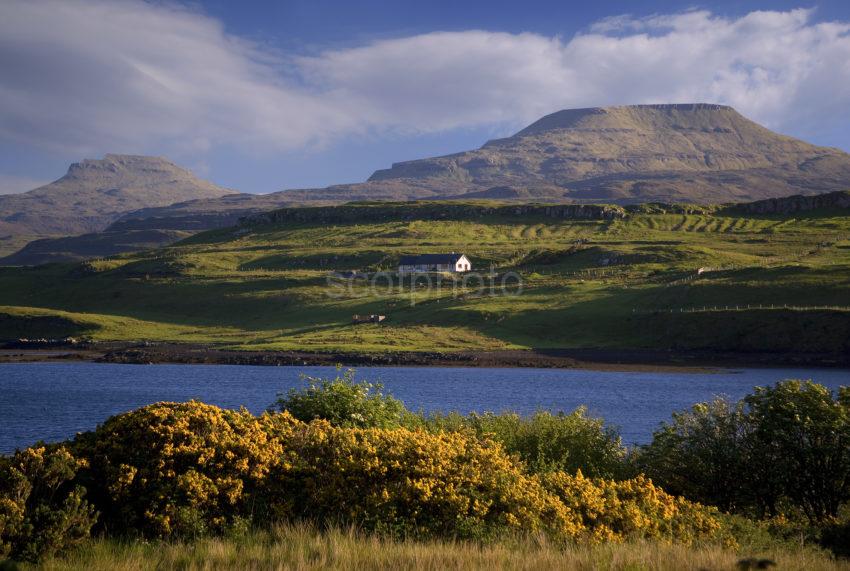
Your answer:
[275,370,627,478]
[64,401,719,547]
[539,471,722,544]
[424,409,626,478]
[2,374,847,564]
[273,368,411,429]
[638,380,850,523]
[0,446,97,562]
[73,401,293,538]
[270,420,583,540]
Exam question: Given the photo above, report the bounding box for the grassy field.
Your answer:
[20,524,850,571]
[0,200,848,353]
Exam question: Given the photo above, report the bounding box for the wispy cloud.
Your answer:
[1,1,849,159]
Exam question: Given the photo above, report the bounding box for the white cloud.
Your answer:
[0,0,355,155]
[1,1,850,158]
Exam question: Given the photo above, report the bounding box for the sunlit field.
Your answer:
[1,201,848,353]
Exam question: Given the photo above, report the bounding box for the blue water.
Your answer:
[1,363,848,453]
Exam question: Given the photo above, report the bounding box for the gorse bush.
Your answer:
[638,380,850,523]
[268,420,582,541]
[59,402,717,547]
[273,368,411,429]
[538,471,722,544]
[2,376,846,564]
[281,370,627,477]
[73,401,291,538]
[0,446,97,562]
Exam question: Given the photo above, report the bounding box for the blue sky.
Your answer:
[2,0,850,194]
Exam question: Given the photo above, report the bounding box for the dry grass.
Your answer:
[25,524,850,571]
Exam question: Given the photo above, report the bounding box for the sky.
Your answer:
[1,0,850,194]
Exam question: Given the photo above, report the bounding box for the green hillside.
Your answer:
[1,199,849,355]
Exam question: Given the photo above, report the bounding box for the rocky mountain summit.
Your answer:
[0,154,231,255]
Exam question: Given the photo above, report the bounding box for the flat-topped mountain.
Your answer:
[0,154,232,255]
[143,103,850,212]
[355,104,850,203]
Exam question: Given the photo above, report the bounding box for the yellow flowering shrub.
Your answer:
[0,400,731,558]
[74,401,294,538]
[538,470,722,544]
[0,445,97,562]
[266,420,584,540]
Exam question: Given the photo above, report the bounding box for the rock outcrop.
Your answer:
[723,190,850,215]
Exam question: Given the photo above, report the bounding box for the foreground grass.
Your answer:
[20,525,849,571]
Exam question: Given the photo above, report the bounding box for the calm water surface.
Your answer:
[1,362,848,453]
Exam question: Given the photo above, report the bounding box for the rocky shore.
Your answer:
[2,341,848,371]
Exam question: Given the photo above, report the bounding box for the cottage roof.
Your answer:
[398,253,465,265]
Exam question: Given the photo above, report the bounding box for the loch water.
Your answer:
[1,362,848,453]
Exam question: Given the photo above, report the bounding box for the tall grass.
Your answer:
[24,524,848,571]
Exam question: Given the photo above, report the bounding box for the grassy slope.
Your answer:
[0,201,848,353]
[24,524,850,571]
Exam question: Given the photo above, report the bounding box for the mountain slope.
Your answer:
[0,154,232,255]
[359,104,850,203]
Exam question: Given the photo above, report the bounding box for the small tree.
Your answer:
[745,381,850,522]
[636,397,755,513]
[273,368,411,429]
[639,380,850,523]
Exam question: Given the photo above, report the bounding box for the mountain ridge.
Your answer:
[0,154,232,255]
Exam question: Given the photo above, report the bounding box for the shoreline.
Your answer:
[1,343,848,372]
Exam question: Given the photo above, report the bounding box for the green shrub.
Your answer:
[745,381,850,522]
[638,380,850,523]
[820,518,850,557]
[0,446,97,562]
[635,397,754,513]
[273,371,626,478]
[273,368,411,429]
[424,409,626,478]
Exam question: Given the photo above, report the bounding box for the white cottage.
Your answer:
[397,253,471,273]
